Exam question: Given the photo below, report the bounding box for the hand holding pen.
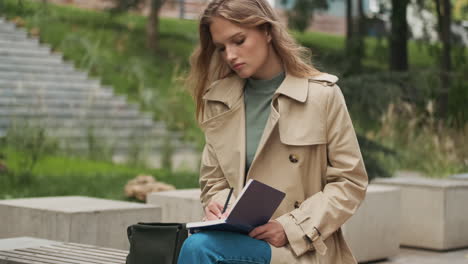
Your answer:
[203,187,234,221]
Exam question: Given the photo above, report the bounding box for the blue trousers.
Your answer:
[177,231,271,264]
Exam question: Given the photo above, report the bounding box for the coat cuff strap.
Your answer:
[276,213,309,257]
[307,227,327,256]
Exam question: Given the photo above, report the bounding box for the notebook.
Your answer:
[186,179,286,234]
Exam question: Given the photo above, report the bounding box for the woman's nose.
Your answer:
[226,46,237,62]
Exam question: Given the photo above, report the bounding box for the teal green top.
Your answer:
[244,71,286,174]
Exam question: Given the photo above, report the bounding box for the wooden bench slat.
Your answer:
[0,254,52,264]
[48,244,127,258]
[63,243,127,255]
[0,251,74,264]
[0,238,129,264]
[40,245,126,260]
[15,248,121,264]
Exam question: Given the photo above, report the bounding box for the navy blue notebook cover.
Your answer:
[187,179,286,234]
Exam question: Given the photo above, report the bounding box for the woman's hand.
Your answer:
[204,201,230,221]
[248,220,288,247]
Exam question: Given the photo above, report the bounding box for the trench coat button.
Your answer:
[294,201,300,209]
[289,154,299,163]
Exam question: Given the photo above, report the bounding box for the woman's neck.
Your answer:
[250,45,284,80]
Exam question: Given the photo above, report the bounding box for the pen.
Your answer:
[222,187,234,215]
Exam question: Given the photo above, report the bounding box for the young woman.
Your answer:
[178,0,368,263]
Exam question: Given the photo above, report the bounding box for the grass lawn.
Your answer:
[0,148,198,200]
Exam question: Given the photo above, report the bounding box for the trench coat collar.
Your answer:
[202,74,245,108]
[274,73,309,103]
[202,72,315,107]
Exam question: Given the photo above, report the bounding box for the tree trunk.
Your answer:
[146,0,165,53]
[389,0,409,71]
[346,0,353,54]
[434,0,452,117]
[346,0,364,73]
[348,0,364,73]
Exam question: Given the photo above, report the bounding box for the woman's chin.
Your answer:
[234,70,252,79]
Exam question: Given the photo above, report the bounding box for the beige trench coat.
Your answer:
[198,72,368,263]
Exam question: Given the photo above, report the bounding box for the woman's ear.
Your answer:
[266,31,272,43]
[262,23,272,43]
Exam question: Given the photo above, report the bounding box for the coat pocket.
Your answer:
[278,116,326,146]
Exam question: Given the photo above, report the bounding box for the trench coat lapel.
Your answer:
[201,76,247,192]
[246,74,309,181]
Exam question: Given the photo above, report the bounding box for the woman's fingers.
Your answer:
[253,230,271,240]
[204,201,223,220]
[220,208,230,219]
[248,221,288,247]
[249,225,268,238]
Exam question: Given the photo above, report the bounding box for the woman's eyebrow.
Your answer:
[213,32,244,46]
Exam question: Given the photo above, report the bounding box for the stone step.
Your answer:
[0,88,116,101]
[56,141,180,153]
[0,79,101,90]
[0,27,28,35]
[0,106,149,119]
[0,116,156,129]
[0,48,62,61]
[0,97,138,111]
[0,54,63,65]
[0,31,31,41]
[0,118,177,139]
[0,20,17,31]
[0,62,76,74]
[0,125,170,139]
[0,46,51,57]
[0,23,30,36]
[0,46,54,58]
[0,38,42,48]
[0,71,88,82]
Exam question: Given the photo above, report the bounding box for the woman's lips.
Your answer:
[233,63,245,70]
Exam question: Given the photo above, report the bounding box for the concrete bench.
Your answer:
[0,237,127,264]
[147,189,204,223]
[148,186,401,263]
[342,185,401,262]
[373,177,468,250]
[0,196,161,250]
[450,173,468,180]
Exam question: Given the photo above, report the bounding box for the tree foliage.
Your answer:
[453,0,468,20]
[110,0,166,52]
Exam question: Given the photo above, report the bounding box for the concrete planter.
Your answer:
[373,177,468,250]
[147,189,204,223]
[0,196,161,250]
[450,173,468,180]
[342,185,401,262]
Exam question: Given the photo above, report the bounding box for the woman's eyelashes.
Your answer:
[216,38,245,53]
[235,38,245,45]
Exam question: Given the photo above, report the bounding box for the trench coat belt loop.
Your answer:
[307,228,327,256]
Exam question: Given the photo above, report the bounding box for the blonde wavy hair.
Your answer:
[187,0,321,120]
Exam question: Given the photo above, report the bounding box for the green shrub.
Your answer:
[0,122,59,184]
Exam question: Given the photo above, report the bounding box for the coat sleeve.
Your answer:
[199,141,235,209]
[276,84,368,257]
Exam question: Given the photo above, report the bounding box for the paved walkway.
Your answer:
[366,247,468,264]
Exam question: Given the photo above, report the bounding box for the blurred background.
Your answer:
[0,0,466,201]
